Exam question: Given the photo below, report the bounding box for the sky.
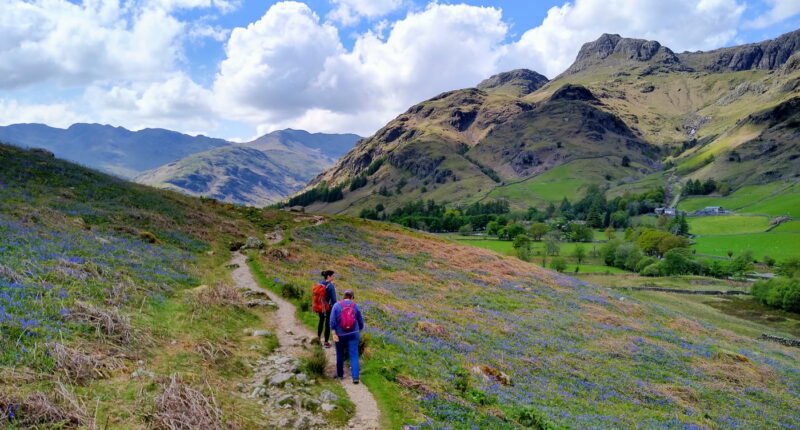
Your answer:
[0,0,798,140]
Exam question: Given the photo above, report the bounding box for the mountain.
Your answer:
[135,129,361,206]
[0,123,230,178]
[0,123,361,206]
[293,29,800,215]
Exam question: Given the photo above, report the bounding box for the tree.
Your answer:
[610,210,630,228]
[777,256,800,278]
[668,214,690,236]
[529,222,549,241]
[636,230,668,256]
[657,234,690,256]
[486,221,502,236]
[621,155,630,167]
[604,226,616,240]
[550,257,567,272]
[513,234,532,261]
[623,227,634,241]
[729,250,754,277]
[458,223,473,236]
[572,245,587,265]
[506,224,527,239]
[570,223,593,242]
[544,231,561,256]
[727,250,734,259]
[586,203,603,228]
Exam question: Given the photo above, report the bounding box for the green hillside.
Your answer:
[291,30,799,216]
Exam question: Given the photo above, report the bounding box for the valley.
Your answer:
[1,24,799,430]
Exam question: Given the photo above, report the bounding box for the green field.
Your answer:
[487,159,619,207]
[739,192,800,218]
[677,182,795,214]
[773,221,800,232]
[687,215,771,235]
[692,232,800,261]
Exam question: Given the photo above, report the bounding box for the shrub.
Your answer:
[777,256,800,278]
[302,345,327,377]
[280,282,303,300]
[751,277,800,312]
[635,257,657,273]
[550,257,567,272]
[452,368,470,394]
[640,263,663,277]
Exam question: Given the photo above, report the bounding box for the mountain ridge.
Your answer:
[292,29,800,215]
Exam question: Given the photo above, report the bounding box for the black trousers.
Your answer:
[317,309,331,342]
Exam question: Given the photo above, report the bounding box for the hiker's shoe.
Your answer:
[353,379,360,384]
[323,342,332,348]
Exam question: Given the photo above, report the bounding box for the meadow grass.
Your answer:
[772,221,800,232]
[687,215,771,235]
[258,220,800,429]
[692,232,800,261]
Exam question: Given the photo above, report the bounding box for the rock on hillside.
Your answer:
[477,69,549,96]
[563,33,680,75]
[679,28,800,72]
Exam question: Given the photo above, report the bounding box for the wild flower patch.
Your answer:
[0,213,196,369]
[264,221,800,429]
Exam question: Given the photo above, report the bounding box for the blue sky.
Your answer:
[0,0,798,140]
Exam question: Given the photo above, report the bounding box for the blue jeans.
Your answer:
[335,331,360,379]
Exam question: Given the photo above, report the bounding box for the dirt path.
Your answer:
[230,253,381,429]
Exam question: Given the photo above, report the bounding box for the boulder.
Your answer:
[243,236,264,250]
[268,372,294,387]
[321,403,337,413]
[319,390,339,403]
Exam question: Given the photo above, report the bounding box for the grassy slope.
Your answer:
[256,219,800,429]
[0,144,349,428]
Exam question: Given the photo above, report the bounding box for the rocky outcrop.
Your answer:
[564,33,679,75]
[477,69,549,96]
[680,29,800,72]
[550,84,599,102]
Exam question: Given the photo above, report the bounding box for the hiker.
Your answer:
[313,270,337,348]
[330,289,364,384]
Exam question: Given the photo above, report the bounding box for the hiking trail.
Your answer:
[230,252,381,429]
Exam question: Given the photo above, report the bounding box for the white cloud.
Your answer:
[86,73,217,131]
[147,0,239,13]
[505,0,746,78]
[328,0,403,26]
[213,2,346,123]
[215,2,508,135]
[0,0,186,89]
[745,0,800,28]
[0,99,84,127]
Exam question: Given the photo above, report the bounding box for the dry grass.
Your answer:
[0,384,88,428]
[154,375,223,430]
[192,283,241,309]
[692,351,776,390]
[415,321,450,338]
[669,317,709,336]
[652,384,699,408]
[66,301,133,343]
[51,343,120,384]
[194,340,234,363]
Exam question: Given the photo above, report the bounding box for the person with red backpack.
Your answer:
[330,289,364,384]
[313,270,337,348]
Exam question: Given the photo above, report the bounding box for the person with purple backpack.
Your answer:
[329,289,365,384]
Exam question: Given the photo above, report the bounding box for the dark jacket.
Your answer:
[330,300,364,337]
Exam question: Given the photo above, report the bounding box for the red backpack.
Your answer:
[340,301,357,332]
[312,283,328,313]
